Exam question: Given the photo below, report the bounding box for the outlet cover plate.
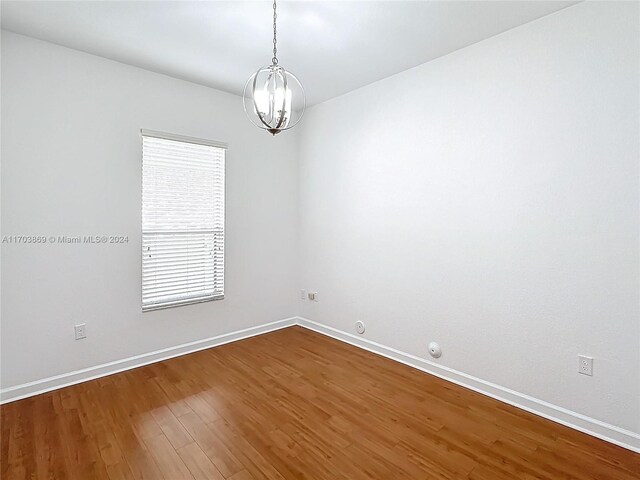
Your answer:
[578,355,593,376]
[74,323,87,340]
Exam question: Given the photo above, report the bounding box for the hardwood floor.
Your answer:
[2,326,639,479]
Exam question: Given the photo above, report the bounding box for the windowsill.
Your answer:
[142,294,224,312]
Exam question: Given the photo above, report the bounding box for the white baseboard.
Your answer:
[2,315,638,454]
[295,316,640,454]
[0,317,297,404]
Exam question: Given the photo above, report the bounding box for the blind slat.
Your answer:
[142,134,225,311]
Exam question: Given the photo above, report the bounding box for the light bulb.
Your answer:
[274,87,285,113]
[253,89,269,116]
[284,88,292,127]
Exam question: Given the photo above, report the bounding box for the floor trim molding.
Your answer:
[0,317,297,404]
[295,316,640,454]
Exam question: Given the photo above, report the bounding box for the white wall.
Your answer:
[298,1,639,434]
[0,32,299,389]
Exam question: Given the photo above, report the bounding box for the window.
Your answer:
[141,130,225,311]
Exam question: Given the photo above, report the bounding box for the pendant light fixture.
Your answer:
[243,0,305,135]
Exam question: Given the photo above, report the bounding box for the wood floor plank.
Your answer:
[177,411,245,477]
[122,449,166,480]
[228,471,257,480]
[1,326,638,479]
[144,434,194,480]
[106,461,136,480]
[176,442,225,480]
[151,405,194,450]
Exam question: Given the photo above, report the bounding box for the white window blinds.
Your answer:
[141,131,225,311]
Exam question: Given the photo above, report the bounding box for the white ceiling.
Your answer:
[1,1,577,106]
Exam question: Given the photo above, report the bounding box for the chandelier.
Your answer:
[243,0,305,135]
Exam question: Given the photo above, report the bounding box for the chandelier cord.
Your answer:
[272,0,278,65]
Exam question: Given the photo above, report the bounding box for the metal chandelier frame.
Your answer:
[243,0,305,135]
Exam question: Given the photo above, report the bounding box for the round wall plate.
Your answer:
[355,321,366,334]
[428,342,442,358]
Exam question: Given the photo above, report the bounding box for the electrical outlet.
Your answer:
[74,323,87,340]
[300,289,306,300]
[308,292,318,302]
[578,355,593,376]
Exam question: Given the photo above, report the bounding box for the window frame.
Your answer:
[140,129,227,312]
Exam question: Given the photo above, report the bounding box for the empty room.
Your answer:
[1,0,639,478]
